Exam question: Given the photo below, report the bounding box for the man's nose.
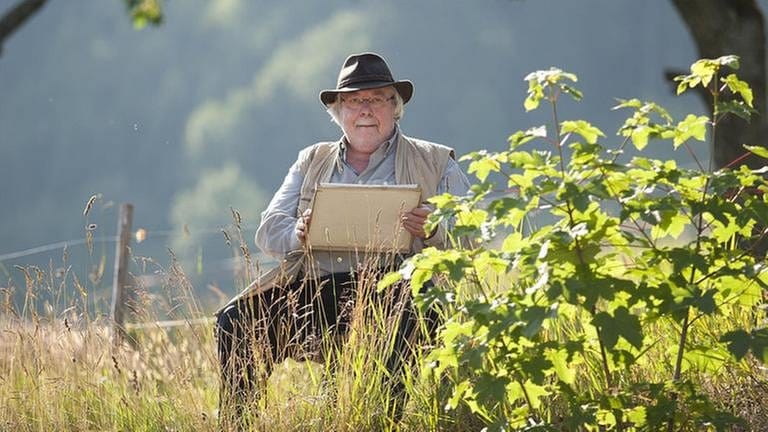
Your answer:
[358,103,374,115]
[359,102,374,112]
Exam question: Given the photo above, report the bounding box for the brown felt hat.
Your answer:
[319,52,413,107]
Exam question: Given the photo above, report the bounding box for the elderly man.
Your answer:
[216,52,470,423]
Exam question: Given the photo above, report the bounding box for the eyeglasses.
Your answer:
[340,95,395,110]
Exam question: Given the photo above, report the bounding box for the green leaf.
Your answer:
[524,78,544,111]
[717,54,741,70]
[715,100,757,121]
[546,348,576,384]
[475,373,510,407]
[561,84,584,101]
[377,271,402,292]
[626,406,647,427]
[524,68,580,110]
[520,305,550,339]
[596,409,617,429]
[561,120,605,144]
[488,196,526,219]
[692,289,717,315]
[744,145,768,160]
[630,127,651,150]
[558,182,591,212]
[721,328,768,363]
[411,267,433,292]
[492,200,527,228]
[428,192,459,210]
[446,379,472,410]
[501,232,524,253]
[614,99,674,150]
[650,213,688,240]
[722,74,754,107]
[524,380,550,410]
[612,98,643,110]
[674,56,740,95]
[691,59,717,87]
[468,156,501,182]
[721,330,751,360]
[132,15,148,29]
[473,252,509,276]
[508,125,547,149]
[456,209,488,230]
[603,171,631,196]
[710,214,741,243]
[592,307,644,350]
[128,0,163,29]
[673,114,709,148]
[682,346,728,373]
[518,349,554,384]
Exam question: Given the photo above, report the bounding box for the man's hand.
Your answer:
[401,204,435,239]
[295,208,312,244]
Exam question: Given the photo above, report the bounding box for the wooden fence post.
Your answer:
[110,203,133,347]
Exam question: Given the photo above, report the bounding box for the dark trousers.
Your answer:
[215,270,438,421]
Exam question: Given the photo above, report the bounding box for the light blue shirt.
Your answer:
[256,126,470,275]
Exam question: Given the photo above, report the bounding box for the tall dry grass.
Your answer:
[0,247,473,432]
[0,251,220,431]
[3,229,765,431]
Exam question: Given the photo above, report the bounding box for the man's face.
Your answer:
[338,87,397,154]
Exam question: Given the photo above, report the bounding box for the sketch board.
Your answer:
[307,183,421,252]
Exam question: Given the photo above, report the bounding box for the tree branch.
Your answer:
[0,0,48,57]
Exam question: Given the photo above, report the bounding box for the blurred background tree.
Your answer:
[0,0,47,56]
[671,0,766,169]
[1,0,161,56]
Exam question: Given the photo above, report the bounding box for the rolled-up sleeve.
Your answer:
[255,159,304,257]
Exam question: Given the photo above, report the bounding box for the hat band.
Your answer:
[339,74,394,88]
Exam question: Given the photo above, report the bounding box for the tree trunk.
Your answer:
[671,0,767,169]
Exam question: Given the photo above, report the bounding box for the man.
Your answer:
[215,52,470,424]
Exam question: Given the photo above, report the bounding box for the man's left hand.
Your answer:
[402,204,435,239]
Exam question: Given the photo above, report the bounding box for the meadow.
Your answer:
[0,252,476,432]
[3,57,768,431]
[1,253,767,431]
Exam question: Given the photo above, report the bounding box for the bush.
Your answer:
[382,55,768,431]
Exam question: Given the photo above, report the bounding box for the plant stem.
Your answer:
[599,334,614,388]
[548,88,614,392]
[517,377,539,423]
[671,311,690,385]
[550,88,567,177]
[667,67,720,432]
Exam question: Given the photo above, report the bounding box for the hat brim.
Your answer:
[319,80,413,107]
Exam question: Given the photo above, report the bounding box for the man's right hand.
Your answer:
[295,208,312,244]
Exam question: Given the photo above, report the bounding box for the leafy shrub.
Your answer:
[383,55,768,431]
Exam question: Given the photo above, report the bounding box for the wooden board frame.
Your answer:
[307,183,421,252]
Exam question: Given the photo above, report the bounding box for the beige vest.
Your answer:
[295,134,455,215]
[217,134,455,311]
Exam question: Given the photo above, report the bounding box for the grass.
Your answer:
[2,250,767,431]
[0,252,473,432]
[0,315,218,431]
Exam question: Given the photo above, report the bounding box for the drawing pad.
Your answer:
[307,183,421,252]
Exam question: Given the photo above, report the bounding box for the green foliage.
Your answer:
[674,55,740,95]
[524,68,582,111]
[383,55,768,430]
[721,328,768,362]
[125,0,163,29]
